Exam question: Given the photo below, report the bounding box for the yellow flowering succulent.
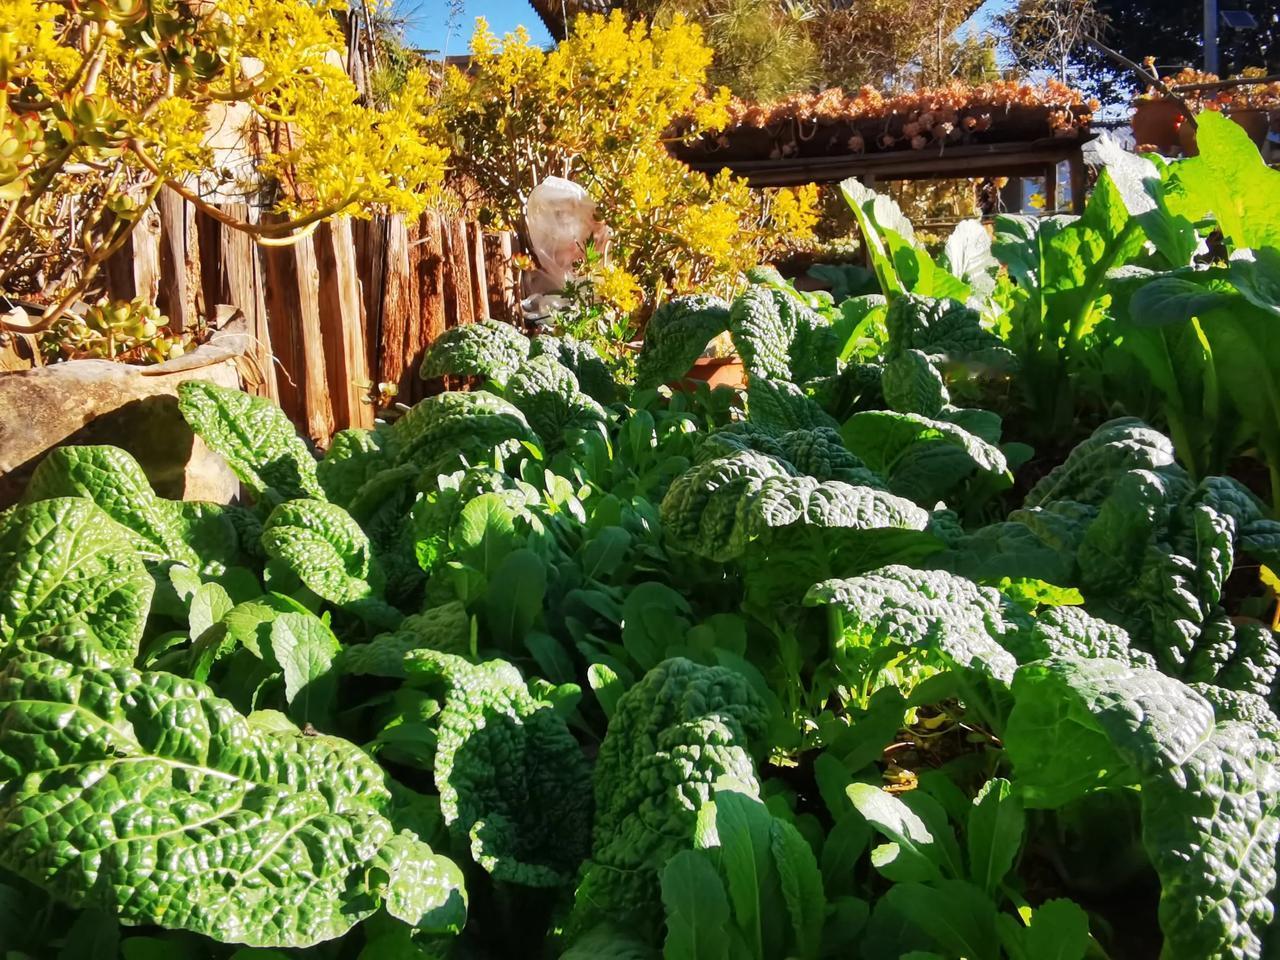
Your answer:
[2,0,449,336]
[434,12,817,316]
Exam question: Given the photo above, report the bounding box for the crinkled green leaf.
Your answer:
[339,602,471,678]
[419,320,531,383]
[1006,656,1280,960]
[0,498,153,662]
[504,355,607,445]
[0,637,463,948]
[177,381,323,503]
[570,658,766,940]
[530,333,620,404]
[882,350,948,417]
[405,651,591,887]
[633,294,732,391]
[746,378,840,433]
[391,391,535,477]
[807,565,1018,681]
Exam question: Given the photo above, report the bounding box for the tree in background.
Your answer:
[623,0,986,98]
[1001,0,1278,103]
[629,0,823,100]
[998,0,1103,83]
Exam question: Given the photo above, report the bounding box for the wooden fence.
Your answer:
[98,187,522,447]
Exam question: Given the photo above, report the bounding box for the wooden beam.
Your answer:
[684,137,1097,189]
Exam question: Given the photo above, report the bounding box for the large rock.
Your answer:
[0,319,252,508]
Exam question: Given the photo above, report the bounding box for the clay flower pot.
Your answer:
[668,355,747,392]
[1132,99,1185,152]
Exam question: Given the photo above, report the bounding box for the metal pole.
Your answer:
[1204,0,1220,73]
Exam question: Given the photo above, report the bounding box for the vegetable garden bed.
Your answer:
[1,115,1280,960]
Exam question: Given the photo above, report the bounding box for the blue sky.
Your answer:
[406,0,1009,57]
[406,0,551,54]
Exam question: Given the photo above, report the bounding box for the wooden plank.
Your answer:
[686,136,1096,188]
[197,203,277,402]
[156,187,198,333]
[315,218,374,430]
[417,209,448,361]
[354,217,388,377]
[104,202,162,304]
[441,216,474,328]
[374,215,420,402]
[482,231,517,321]
[468,221,489,322]
[1044,162,1059,214]
[260,221,333,443]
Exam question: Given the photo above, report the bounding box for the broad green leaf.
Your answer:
[453,493,519,575]
[1168,111,1280,252]
[261,500,394,626]
[883,880,1000,960]
[707,788,782,960]
[846,783,946,884]
[587,661,624,719]
[0,637,463,947]
[1024,899,1090,960]
[1130,276,1237,328]
[367,832,467,933]
[21,445,235,574]
[622,582,692,671]
[405,651,591,887]
[771,817,825,960]
[0,498,153,661]
[269,611,339,724]
[188,581,233,643]
[660,850,731,960]
[484,548,547,650]
[177,380,323,502]
[966,778,1024,896]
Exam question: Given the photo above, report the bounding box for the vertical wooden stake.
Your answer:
[483,230,517,321]
[156,187,198,333]
[261,222,333,445]
[442,216,474,328]
[374,215,420,402]
[418,210,448,362]
[196,201,277,403]
[316,218,374,430]
[468,222,489,322]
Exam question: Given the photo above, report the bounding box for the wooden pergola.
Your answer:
[524,0,619,41]
[683,135,1095,215]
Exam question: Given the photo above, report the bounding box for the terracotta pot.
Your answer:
[1132,99,1185,151]
[1162,106,1268,157]
[668,355,746,392]
[1226,108,1269,147]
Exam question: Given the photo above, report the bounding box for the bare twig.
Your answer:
[1084,34,1198,128]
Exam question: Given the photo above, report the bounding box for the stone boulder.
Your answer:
[0,316,253,508]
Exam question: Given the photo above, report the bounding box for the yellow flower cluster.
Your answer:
[434,11,815,314]
[2,0,449,317]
